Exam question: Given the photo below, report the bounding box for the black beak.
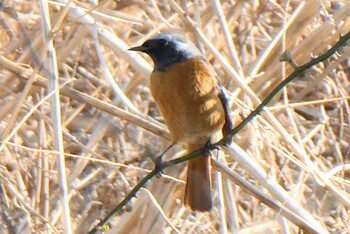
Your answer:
[128,45,147,52]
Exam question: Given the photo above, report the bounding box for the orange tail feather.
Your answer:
[184,143,212,211]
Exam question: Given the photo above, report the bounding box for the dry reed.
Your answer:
[0,1,349,233]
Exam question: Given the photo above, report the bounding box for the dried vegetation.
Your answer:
[0,0,350,233]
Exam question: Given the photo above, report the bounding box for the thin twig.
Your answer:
[218,30,350,146]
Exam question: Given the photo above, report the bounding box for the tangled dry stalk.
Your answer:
[0,1,350,233]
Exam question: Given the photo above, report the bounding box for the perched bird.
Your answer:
[129,32,231,211]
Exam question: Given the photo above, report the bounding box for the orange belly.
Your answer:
[149,57,225,144]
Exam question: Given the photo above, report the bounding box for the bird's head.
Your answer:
[129,33,202,71]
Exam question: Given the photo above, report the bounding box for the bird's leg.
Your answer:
[155,143,175,175]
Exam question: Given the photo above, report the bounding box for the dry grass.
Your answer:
[0,0,350,233]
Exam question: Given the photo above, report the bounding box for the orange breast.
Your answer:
[149,57,225,144]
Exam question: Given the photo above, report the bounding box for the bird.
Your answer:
[129,32,231,211]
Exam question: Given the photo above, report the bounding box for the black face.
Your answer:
[139,38,185,71]
[144,38,168,49]
[139,38,167,54]
[129,33,202,71]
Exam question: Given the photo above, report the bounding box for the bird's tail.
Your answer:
[184,143,212,211]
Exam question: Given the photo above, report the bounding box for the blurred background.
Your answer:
[0,0,350,233]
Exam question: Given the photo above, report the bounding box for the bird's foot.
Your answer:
[203,141,220,157]
[155,155,164,176]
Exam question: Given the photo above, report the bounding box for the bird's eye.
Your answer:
[157,39,167,47]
